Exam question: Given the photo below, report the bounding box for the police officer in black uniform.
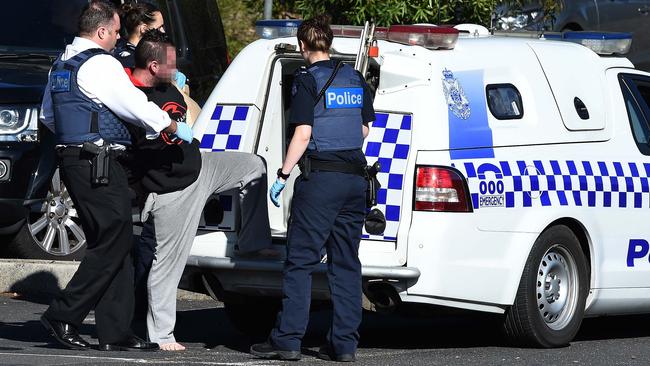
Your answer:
[113,2,164,68]
[39,1,192,351]
[251,15,375,362]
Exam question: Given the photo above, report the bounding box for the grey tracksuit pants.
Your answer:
[140,151,272,344]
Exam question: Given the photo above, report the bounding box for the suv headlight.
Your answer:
[0,105,39,142]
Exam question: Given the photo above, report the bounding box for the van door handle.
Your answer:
[640,5,649,15]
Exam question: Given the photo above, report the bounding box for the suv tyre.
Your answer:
[5,169,86,260]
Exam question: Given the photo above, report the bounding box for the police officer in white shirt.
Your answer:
[38,0,192,352]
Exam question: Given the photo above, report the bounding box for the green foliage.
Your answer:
[217,0,258,57]
[218,0,563,57]
[292,0,562,27]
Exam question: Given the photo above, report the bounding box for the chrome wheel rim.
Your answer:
[28,169,86,256]
[536,244,579,330]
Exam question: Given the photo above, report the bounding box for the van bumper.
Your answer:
[186,255,421,280]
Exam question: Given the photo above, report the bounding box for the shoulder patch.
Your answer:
[119,51,131,57]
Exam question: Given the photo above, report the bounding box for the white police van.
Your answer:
[186,20,650,348]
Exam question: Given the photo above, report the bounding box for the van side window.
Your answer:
[620,75,650,156]
[486,84,524,120]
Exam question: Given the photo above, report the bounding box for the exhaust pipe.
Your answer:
[364,282,402,314]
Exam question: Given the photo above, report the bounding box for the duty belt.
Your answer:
[305,158,366,177]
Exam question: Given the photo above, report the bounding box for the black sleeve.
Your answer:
[113,48,135,69]
[288,71,318,126]
[356,71,376,124]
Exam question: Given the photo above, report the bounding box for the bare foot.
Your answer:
[160,342,186,351]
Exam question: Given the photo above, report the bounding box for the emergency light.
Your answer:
[542,31,632,55]
[256,20,389,40]
[387,25,459,50]
[255,20,458,50]
[561,32,632,55]
[255,20,302,39]
[329,25,389,39]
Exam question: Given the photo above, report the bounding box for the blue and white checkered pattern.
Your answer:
[199,105,250,152]
[199,192,238,231]
[362,113,412,241]
[197,105,249,230]
[462,160,650,209]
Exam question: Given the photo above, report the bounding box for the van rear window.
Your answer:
[486,84,524,120]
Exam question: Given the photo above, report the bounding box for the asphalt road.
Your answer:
[1,292,649,366]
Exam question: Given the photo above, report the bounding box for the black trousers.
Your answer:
[44,149,134,344]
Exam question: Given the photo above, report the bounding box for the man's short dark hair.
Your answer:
[134,29,174,69]
[78,0,118,36]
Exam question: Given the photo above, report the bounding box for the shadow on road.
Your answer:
[9,271,60,305]
[171,302,650,352]
[0,319,94,349]
[576,314,650,342]
[4,295,650,355]
[172,303,507,353]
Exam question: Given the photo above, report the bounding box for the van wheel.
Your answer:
[503,225,588,348]
[224,296,280,337]
[7,169,86,260]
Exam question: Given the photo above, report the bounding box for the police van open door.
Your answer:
[253,45,412,258]
[189,23,419,283]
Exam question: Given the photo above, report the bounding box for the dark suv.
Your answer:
[0,0,228,260]
[493,0,650,71]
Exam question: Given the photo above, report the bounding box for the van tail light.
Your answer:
[415,166,472,212]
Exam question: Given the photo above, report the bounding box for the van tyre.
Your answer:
[503,225,588,348]
[5,169,86,260]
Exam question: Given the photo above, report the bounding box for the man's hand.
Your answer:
[164,119,178,134]
[174,122,193,143]
[174,71,187,90]
[269,178,286,207]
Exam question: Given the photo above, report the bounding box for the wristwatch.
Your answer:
[277,168,290,180]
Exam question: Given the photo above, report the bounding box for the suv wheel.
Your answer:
[8,169,86,260]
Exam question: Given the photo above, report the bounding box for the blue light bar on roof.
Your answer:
[255,20,303,39]
[545,31,632,55]
[563,31,632,40]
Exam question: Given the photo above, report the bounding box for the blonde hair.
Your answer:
[297,15,333,52]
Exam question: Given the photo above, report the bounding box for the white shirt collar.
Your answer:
[71,37,105,51]
[60,37,107,61]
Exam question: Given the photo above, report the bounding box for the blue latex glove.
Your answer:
[269,178,286,207]
[174,70,187,89]
[174,121,193,143]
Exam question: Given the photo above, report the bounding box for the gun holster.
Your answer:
[82,142,110,186]
[299,155,312,180]
[365,161,381,208]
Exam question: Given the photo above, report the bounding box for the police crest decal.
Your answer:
[442,69,471,120]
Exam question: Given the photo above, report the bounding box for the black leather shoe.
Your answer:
[317,344,356,362]
[40,315,90,350]
[250,342,301,360]
[99,335,159,352]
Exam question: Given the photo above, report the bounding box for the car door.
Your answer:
[597,0,650,71]
[612,72,650,287]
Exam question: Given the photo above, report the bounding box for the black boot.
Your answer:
[250,341,301,360]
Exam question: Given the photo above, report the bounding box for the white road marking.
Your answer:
[0,352,148,363]
[0,352,283,365]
